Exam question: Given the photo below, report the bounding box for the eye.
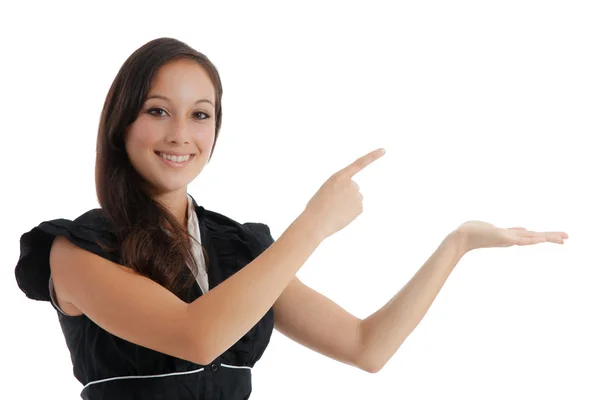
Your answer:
[147,107,168,117]
[193,111,210,120]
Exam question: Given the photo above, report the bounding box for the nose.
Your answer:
[165,117,191,145]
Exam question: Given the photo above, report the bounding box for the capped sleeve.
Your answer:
[242,222,275,255]
[15,209,117,302]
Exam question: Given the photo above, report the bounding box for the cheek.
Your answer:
[193,125,217,151]
[125,121,164,179]
[127,120,162,150]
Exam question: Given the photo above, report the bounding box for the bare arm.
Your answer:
[51,148,385,366]
[356,231,463,372]
[356,223,567,372]
[51,214,322,366]
[273,222,567,373]
[273,231,464,373]
[274,276,362,367]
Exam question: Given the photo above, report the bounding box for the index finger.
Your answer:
[337,148,386,178]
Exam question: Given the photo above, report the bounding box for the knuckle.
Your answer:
[329,176,341,187]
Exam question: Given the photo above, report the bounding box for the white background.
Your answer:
[1,1,599,399]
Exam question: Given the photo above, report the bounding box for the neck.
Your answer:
[154,188,189,226]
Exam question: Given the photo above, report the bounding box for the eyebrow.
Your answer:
[146,94,215,108]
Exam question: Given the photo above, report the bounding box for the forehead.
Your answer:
[149,58,215,103]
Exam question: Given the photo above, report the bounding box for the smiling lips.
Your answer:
[156,151,195,167]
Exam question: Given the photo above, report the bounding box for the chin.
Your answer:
[141,173,193,195]
[134,158,203,195]
[156,180,192,194]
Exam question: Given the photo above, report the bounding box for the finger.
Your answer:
[517,230,568,239]
[549,231,569,239]
[536,231,568,237]
[521,232,566,244]
[544,235,566,244]
[338,148,386,178]
[514,230,542,237]
[516,236,547,246]
[509,227,568,238]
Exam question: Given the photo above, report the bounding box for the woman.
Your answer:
[15,37,568,400]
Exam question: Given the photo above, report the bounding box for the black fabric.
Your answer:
[15,197,275,400]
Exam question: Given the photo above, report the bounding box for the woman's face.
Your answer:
[125,58,217,196]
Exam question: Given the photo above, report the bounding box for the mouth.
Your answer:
[154,151,196,167]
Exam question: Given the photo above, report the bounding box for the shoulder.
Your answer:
[201,207,275,253]
[42,208,118,256]
[15,208,118,302]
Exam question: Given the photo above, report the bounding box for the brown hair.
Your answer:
[95,37,223,298]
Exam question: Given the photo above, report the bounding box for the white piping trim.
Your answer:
[220,364,252,370]
[82,367,205,391]
[48,276,68,316]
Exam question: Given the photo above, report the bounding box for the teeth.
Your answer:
[159,152,191,163]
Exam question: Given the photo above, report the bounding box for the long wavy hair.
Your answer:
[95,37,223,298]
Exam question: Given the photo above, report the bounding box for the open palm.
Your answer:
[457,221,569,252]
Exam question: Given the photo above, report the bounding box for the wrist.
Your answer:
[292,211,327,246]
[448,229,470,258]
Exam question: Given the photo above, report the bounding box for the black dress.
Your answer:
[15,196,275,400]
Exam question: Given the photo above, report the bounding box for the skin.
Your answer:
[50,58,569,373]
[125,58,217,223]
